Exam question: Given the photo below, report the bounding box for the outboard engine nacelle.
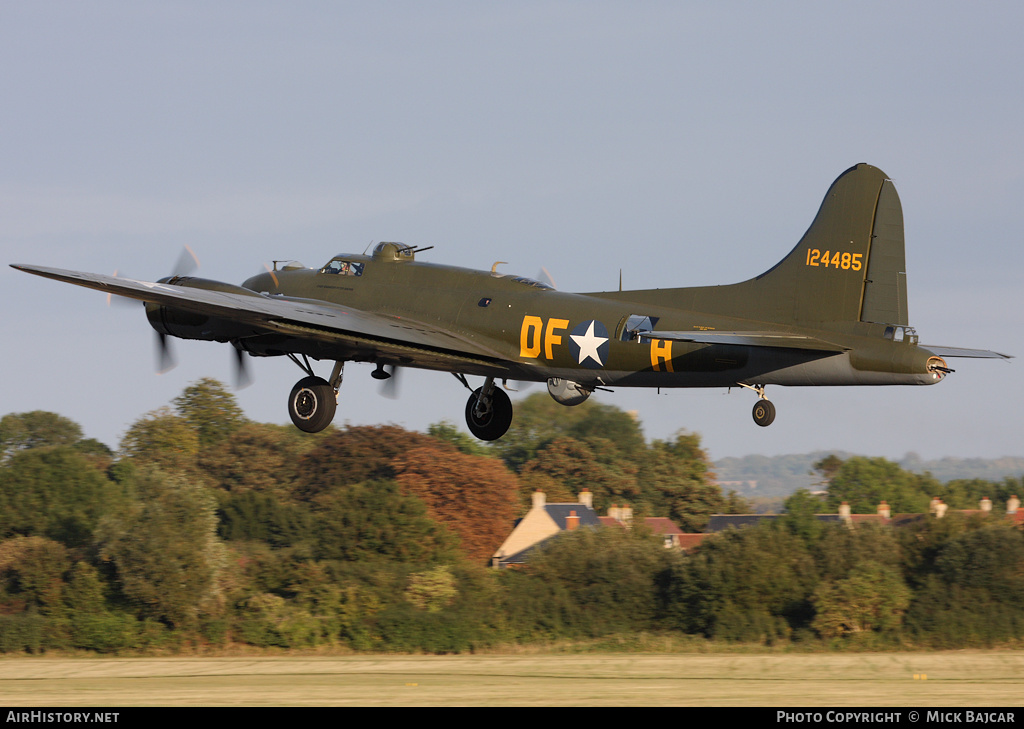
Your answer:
[145,277,262,342]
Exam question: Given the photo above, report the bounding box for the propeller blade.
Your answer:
[172,245,200,278]
[381,365,401,399]
[155,332,176,374]
[233,348,253,389]
[536,267,557,290]
[107,270,141,308]
[263,263,280,288]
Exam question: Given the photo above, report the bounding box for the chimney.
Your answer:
[608,504,620,522]
[532,490,546,509]
[877,501,891,519]
[578,488,593,509]
[620,504,633,525]
[1008,495,1020,515]
[980,497,992,513]
[566,510,579,531]
[934,499,948,518]
[929,496,940,515]
[839,501,852,528]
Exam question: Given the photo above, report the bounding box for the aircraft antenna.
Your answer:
[619,269,623,292]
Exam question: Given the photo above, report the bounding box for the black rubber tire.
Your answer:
[752,399,776,427]
[465,386,513,441]
[288,376,337,433]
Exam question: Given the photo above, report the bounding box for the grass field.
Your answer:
[0,651,1022,706]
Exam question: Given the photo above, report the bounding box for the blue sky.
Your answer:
[3,2,1022,461]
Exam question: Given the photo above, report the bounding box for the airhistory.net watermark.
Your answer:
[6,712,119,723]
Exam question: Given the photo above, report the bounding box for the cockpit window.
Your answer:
[320,259,364,276]
[510,276,554,290]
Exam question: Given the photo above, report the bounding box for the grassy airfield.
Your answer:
[0,651,1021,707]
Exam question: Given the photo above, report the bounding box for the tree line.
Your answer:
[0,380,1020,653]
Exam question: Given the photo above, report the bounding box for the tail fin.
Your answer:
[687,163,909,326]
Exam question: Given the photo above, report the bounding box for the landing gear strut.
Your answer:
[465,377,513,441]
[739,383,776,427]
[286,355,343,433]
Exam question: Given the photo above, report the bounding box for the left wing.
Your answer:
[11,264,508,367]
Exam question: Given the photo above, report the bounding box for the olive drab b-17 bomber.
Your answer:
[12,164,1011,440]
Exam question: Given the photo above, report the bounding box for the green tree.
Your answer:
[0,536,71,616]
[200,422,314,497]
[667,523,818,642]
[812,561,911,639]
[902,518,1024,646]
[519,436,639,514]
[825,457,938,514]
[96,467,226,630]
[405,565,458,613]
[489,392,645,473]
[0,412,83,462]
[311,480,458,566]
[427,420,492,457]
[639,431,724,531]
[63,562,137,653]
[119,407,200,473]
[505,526,679,638]
[0,446,123,548]
[173,378,246,448]
[781,488,826,543]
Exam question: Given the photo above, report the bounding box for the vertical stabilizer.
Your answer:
[674,164,909,326]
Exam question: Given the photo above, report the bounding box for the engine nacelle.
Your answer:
[145,277,262,342]
[547,378,592,407]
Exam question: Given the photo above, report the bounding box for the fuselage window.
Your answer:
[619,314,658,342]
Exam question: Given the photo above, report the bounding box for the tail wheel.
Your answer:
[465,386,513,441]
[752,399,776,427]
[288,376,337,433]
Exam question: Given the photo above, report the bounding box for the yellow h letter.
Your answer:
[650,338,674,372]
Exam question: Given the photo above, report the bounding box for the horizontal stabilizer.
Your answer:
[922,345,1013,360]
[640,330,847,353]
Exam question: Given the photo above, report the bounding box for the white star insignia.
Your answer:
[570,320,609,366]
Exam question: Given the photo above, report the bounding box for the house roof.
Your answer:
[643,517,685,536]
[677,534,710,550]
[544,504,602,530]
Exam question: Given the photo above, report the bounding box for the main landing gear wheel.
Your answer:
[288,376,337,433]
[465,385,513,441]
[752,399,776,427]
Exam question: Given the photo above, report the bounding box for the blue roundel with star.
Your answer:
[568,320,610,369]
